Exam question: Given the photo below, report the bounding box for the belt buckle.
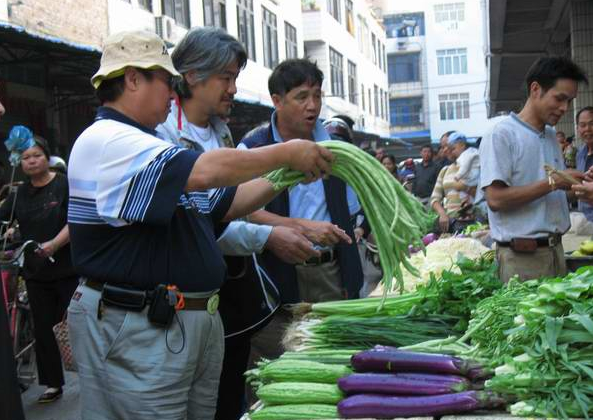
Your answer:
[207,294,219,315]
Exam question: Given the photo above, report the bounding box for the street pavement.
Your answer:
[22,371,80,420]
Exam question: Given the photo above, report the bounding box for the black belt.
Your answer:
[302,250,336,266]
[497,234,562,248]
[83,280,214,311]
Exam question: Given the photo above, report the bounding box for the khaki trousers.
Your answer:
[496,243,567,283]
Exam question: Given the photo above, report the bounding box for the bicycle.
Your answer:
[1,240,54,391]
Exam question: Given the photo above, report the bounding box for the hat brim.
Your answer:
[91,61,180,89]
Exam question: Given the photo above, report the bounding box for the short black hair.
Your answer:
[381,154,396,165]
[576,106,593,124]
[268,59,324,96]
[556,131,566,137]
[95,68,154,104]
[524,56,588,98]
[440,130,455,141]
[421,145,433,153]
[566,135,574,144]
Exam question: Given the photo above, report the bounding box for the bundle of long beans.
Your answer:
[266,140,433,296]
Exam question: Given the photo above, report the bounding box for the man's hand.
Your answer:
[285,140,334,182]
[551,169,586,190]
[35,240,56,259]
[573,181,593,204]
[354,227,365,243]
[438,214,450,233]
[265,226,320,264]
[294,219,352,246]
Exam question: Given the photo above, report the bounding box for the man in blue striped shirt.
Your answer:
[67,31,334,420]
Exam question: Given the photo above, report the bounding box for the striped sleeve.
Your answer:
[96,143,201,226]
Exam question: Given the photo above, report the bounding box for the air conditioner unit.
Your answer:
[155,15,178,44]
[397,40,408,50]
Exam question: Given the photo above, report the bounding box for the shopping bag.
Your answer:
[52,317,77,372]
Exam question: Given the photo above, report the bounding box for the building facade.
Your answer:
[302,0,390,137]
[373,0,493,143]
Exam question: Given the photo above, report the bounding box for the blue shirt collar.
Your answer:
[270,111,330,143]
[510,112,547,137]
[96,106,158,136]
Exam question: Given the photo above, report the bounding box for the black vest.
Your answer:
[241,124,363,303]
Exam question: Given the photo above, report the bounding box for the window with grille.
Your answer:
[329,47,344,98]
[391,97,423,126]
[237,0,256,61]
[162,0,190,27]
[285,22,298,59]
[371,33,377,65]
[374,85,379,117]
[434,3,465,24]
[361,83,365,110]
[345,0,354,35]
[437,48,467,75]
[438,93,470,120]
[328,0,341,23]
[347,60,357,104]
[262,7,278,69]
[203,0,226,29]
[388,53,420,83]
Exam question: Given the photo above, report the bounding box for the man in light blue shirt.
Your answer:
[480,56,587,282]
[241,59,364,379]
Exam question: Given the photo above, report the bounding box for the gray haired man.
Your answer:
[156,27,350,420]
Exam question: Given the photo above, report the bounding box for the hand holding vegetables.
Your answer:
[266,140,432,295]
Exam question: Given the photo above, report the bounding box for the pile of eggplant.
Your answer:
[337,346,505,419]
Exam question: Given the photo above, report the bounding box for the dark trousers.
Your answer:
[26,276,78,388]
[0,285,25,420]
[215,332,253,420]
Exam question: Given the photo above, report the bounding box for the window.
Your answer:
[374,85,379,117]
[388,53,420,83]
[329,47,344,98]
[237,0,256,61]
[357,16,370,59]
[434,3,465,24]
[390,97,423,126]
[368,89,372,115]
[384,12,425,38]
[138,0,152,11]
[203,0,226,29]
[380,88,384,118]
[382,45,387,74]
[437,48,467,75]
[439,93,470,120]
[371,33,377,64]
[162,0,190,27]
[384,92,389,120]
[285,22,298,59]
[345,0,354,35]
[377,40,382,70]
[262,7,278,69]
[328,0,341,23]
[347,61,357,104]
[361,83,365,110]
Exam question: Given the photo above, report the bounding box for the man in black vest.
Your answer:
[241,59,364,364]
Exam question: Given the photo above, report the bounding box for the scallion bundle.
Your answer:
[266,140,432,295]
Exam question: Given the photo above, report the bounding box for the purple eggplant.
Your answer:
[351,349,487,378]
[338,373,470,395]
[337,391,505,419]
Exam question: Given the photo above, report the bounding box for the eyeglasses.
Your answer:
[151,71,177,89]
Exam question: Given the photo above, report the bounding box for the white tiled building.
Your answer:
[302,0,390,137]
[372,0,496,143]
[105,0,389,137]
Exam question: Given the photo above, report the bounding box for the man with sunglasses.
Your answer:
[66,31,334,420]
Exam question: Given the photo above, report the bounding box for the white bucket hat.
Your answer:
[91,30,180,89]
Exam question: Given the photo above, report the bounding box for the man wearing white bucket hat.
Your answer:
[67,30,334,420]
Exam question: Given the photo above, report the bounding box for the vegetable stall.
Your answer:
[241,141,593,420]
